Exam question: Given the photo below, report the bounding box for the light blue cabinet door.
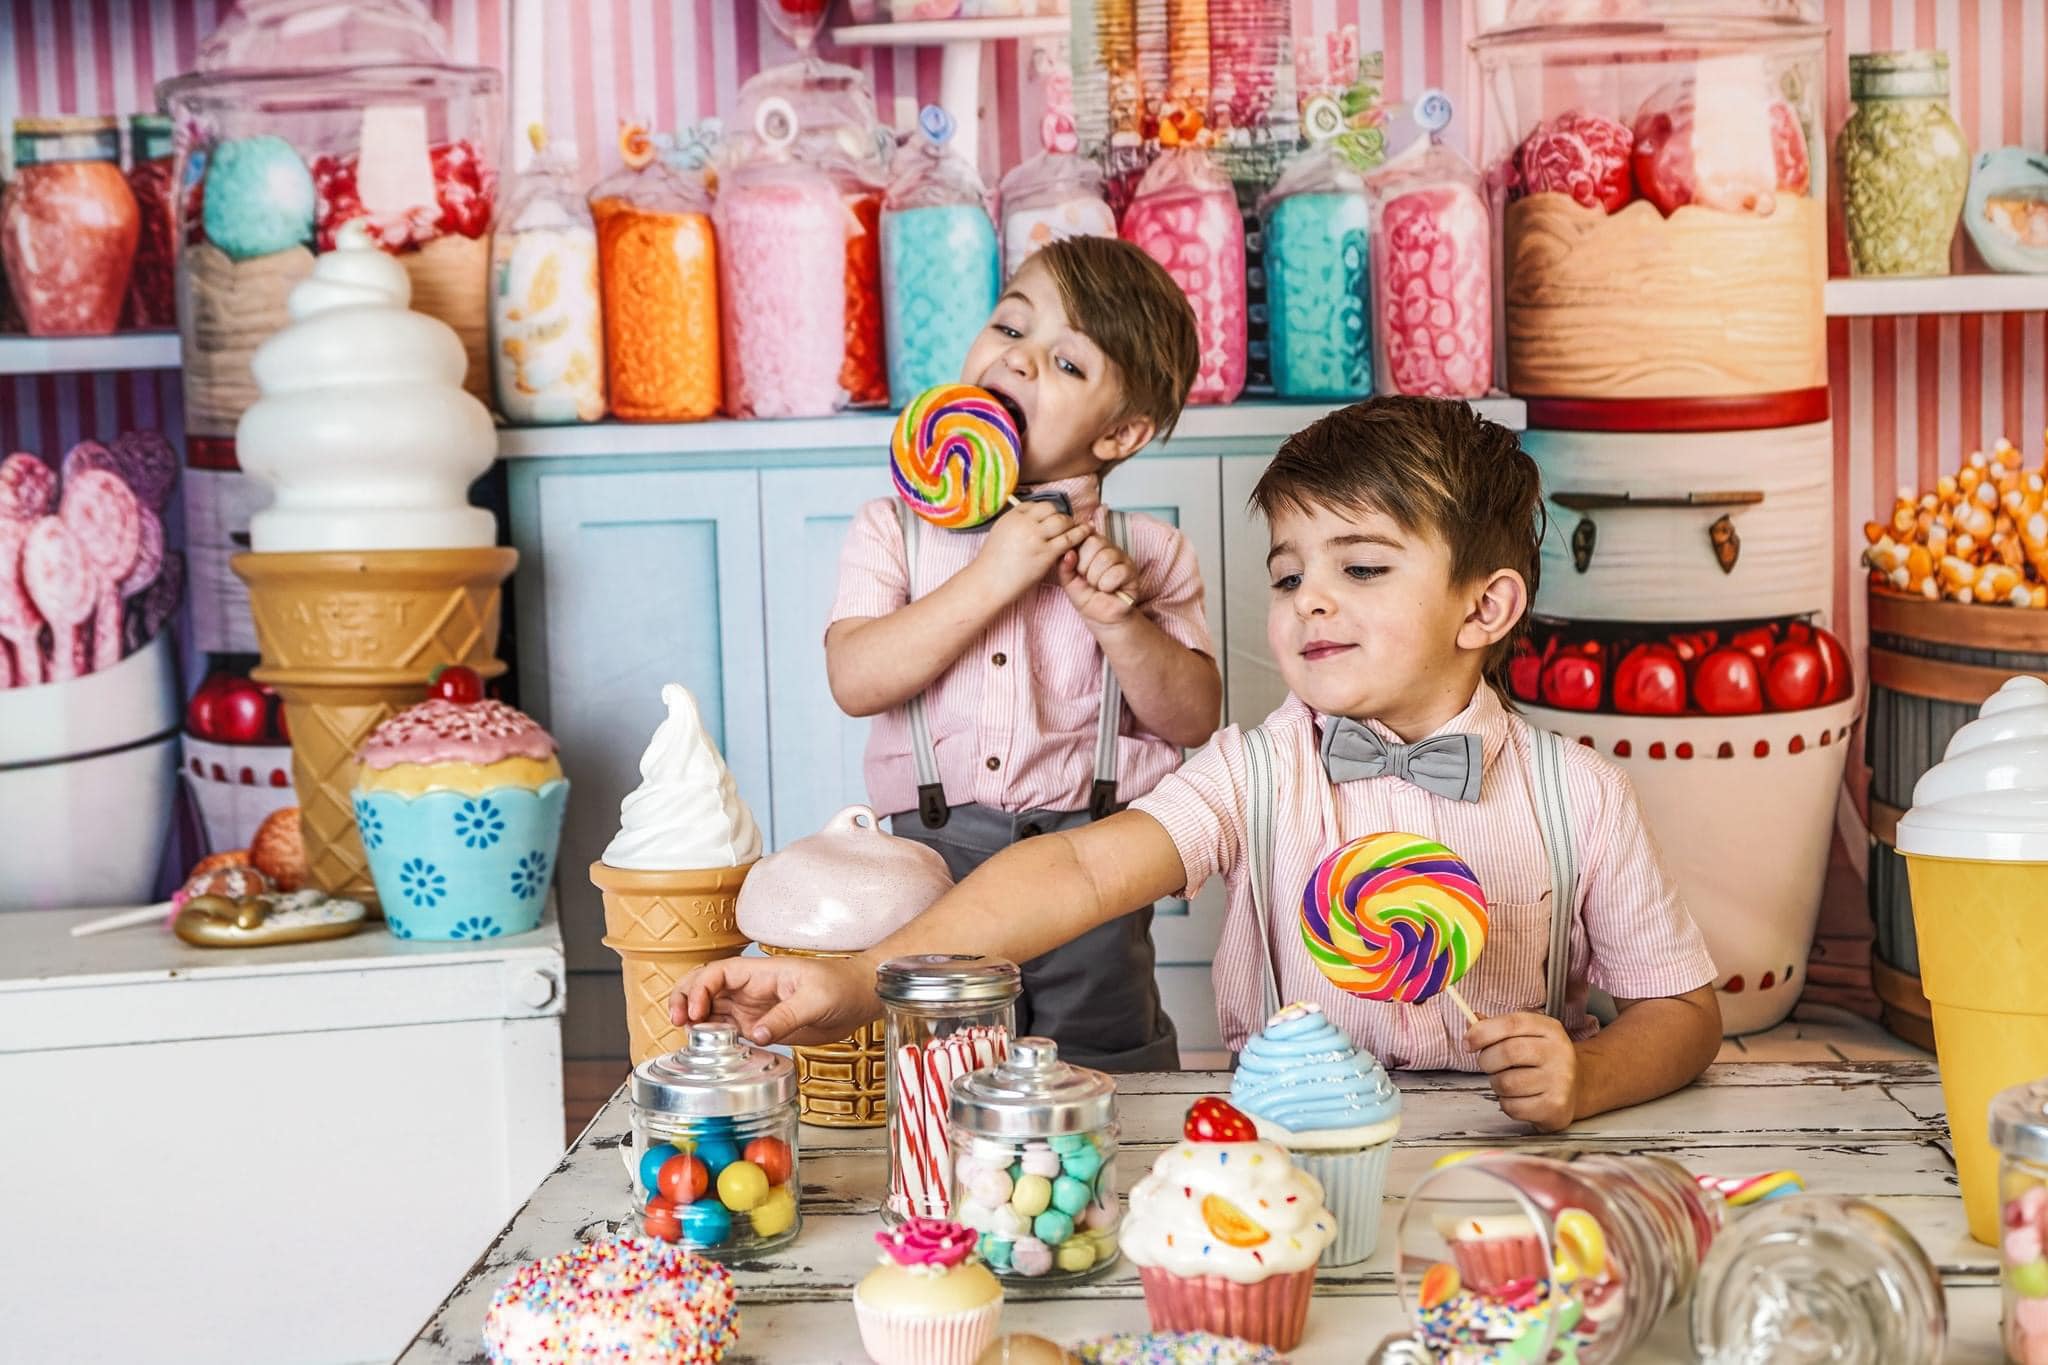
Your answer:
[531,467,768,976]
[758,466,892,849]
[1221,454,1287,728]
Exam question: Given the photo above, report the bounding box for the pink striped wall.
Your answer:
[6,0,2046,670]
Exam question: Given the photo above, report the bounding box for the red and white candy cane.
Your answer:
[889,1026,1010,1221]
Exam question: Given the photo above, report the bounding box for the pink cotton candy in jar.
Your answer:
[1121,150,1247,404]
[717,166,849,419]
[1373,182,1492,399]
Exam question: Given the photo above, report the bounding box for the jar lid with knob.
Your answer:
[631,1021,795,1118]
[948,1037,1116,1137]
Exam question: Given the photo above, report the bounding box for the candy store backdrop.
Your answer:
[4,0,2047,1067]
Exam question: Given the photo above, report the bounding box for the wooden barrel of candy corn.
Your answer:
[1865,588,2048,1049]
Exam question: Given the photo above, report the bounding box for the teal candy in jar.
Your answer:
[351,666,567,940]
[882,107,999,408]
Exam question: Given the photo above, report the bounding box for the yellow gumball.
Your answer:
[717,1159,770,1212]
[752,1183,798,1238]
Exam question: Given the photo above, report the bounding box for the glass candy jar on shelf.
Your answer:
[491,128,606,425]
[159,0,501,446]
[589,123,722,423]
[1837,51,1969,278]
[1367,92,1491,401]
[1120,147,1247,405]
[1471,2,1826,426]
[948,1038,1120,1283]
[126,114,178,330]
[882,106,999,406]
[630,1023,801,1258]
[998,114,1117,278]
[877,954,1020,1225]
[1396,1150,1723,1364]
[1,117,139,336]
[1260,97,1374,400]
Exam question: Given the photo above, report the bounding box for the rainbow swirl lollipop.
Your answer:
[890,384,1021,530]
[1301,832,1489,1007]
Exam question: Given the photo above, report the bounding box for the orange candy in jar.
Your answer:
[590,127,721,422]
[839,184,888,409]
[1,117,139,336]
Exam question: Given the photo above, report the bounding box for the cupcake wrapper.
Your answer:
[1450,1234,1549,1293]
[1291,1140,1392,1268]
[853,1295,1002,1365]
[1137,1266,1315,1352]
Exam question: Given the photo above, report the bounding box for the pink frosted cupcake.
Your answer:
[1120,1098,1337,1352]
[855,1218,1004,1364]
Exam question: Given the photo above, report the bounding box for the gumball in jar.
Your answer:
[2,117,140,336]
[1367,91,1492,400]
[882,107,999,407]
[717,98,851,419]
[1120,147,1247,404]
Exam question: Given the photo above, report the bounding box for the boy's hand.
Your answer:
[1058,534,1139,625]
[668,954,880,1048]
[1466,1011,1582,1133]
[971,501,1092,603]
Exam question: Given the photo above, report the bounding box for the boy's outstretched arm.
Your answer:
[828,502,1090,717]
[1465,985,1722,1132]
[673,809,1190,1045]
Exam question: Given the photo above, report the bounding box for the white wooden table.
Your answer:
[399,1057,2006,1363]
[0,903,567,1365]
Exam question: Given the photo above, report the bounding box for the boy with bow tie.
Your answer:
[693,397,1721,1130]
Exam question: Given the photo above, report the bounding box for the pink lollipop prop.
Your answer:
[60,470,141,674]
[0,452,58,521]
[0,518,44,686]
[22,517,97,682]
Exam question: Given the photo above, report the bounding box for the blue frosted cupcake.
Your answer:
[1229,1002,1401,1267]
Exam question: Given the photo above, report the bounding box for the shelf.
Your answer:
[1823,273,2048,317]
[493,394,1527,460]
[0,331,181,376]
[830,16,1067,45]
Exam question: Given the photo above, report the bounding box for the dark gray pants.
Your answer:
[891,804,1180,1072]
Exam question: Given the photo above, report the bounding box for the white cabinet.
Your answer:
[0,905,565,1365]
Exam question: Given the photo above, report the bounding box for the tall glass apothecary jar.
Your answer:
[1837,50,1969,278]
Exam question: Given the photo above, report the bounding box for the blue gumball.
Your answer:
[638,1143,680,1196]
[694,1136,741,1181]
[202,135,314,261]
[679,1198,733,1246]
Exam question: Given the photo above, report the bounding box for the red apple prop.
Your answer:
[213,676,271,744]
[1613,643,1688,715]
[1762,639,1825,711]
[1693,646,1764,715]
[1729,625,1778,661]
[1541,643,1605,712]
[1814,627,1853,703]
[1508,636,1545,702]
[186,672,227,740]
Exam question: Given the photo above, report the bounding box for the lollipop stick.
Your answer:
[1445,983,1481,1028]
[1009,496,1139,608]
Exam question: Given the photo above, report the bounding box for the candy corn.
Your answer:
[1864,431,2048,608]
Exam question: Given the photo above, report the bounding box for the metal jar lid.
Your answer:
[1850,50,1950,100]
[631,1022,795,1118]
[948,1037,1116,1136]
[1990,1077,2048,1164]
[874,954,1021,1008]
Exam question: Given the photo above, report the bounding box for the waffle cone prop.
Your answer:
[591,859,753,1065]
[761,943,888,1127]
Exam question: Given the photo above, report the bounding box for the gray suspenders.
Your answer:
[1241,721,1580,1025]
[896,499,1128,829]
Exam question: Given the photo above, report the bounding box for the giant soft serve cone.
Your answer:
[597,684,765,1065]
[229,219,507,908]
[1897,675,2048,1245]
[234,547,516,903]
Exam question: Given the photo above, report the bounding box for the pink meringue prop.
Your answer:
[1121,150,1247,405]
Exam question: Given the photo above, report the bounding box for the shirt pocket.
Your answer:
[1453,898,1556,1020]
[1031,587,1110,703]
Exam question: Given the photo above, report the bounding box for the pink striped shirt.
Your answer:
[1131,686,1715,1069]
[829,475,1214,817]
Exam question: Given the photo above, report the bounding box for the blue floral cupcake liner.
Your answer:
[352,780,568,940]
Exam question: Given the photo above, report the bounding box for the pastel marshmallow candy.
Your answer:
[970,1168,1015,1209]
[973,1139,1015,1166]
[1082,1199,1120,1231]
[1021,1144,1061,1178]
[1051,1175,1092,1217]
[1010,1236,1055,1277]
[1055,1237,1097,1273]
[992,1205,1030,1240]
[1011,1174,1053,1217]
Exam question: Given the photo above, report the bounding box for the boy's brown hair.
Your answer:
[1250,396,1546,691]
[1031,237,1200,445]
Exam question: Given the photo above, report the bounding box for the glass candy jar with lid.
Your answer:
[1993,1078,2048,1365]
[948,1037,1120,1282]
[629,1022,801,1258]
[1837,51,1970,277]
[876,954,1020,1224]
[1,117,139,336]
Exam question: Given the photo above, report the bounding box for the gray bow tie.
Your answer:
[1319,719,1483,802]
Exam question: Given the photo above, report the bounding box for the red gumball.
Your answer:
[1763,640,1825,712]
[1540,644,1605,712]
[1693,647,1764,715]
[429,664,485,704]
[1613,643,1687,716]
[744,1136,794,1187]
[643,1195,682,1243]
[1517,110,1635,213]
[1184,1097,1257,1143]
[658,1152,709,1205]
[1813,627,1854,703]
[214,676,271,745]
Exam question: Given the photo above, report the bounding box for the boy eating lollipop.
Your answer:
[686,397,1721,1130]
[823,236,1221,1071]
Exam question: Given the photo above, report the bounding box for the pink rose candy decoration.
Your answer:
[877,1218,979,1269]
